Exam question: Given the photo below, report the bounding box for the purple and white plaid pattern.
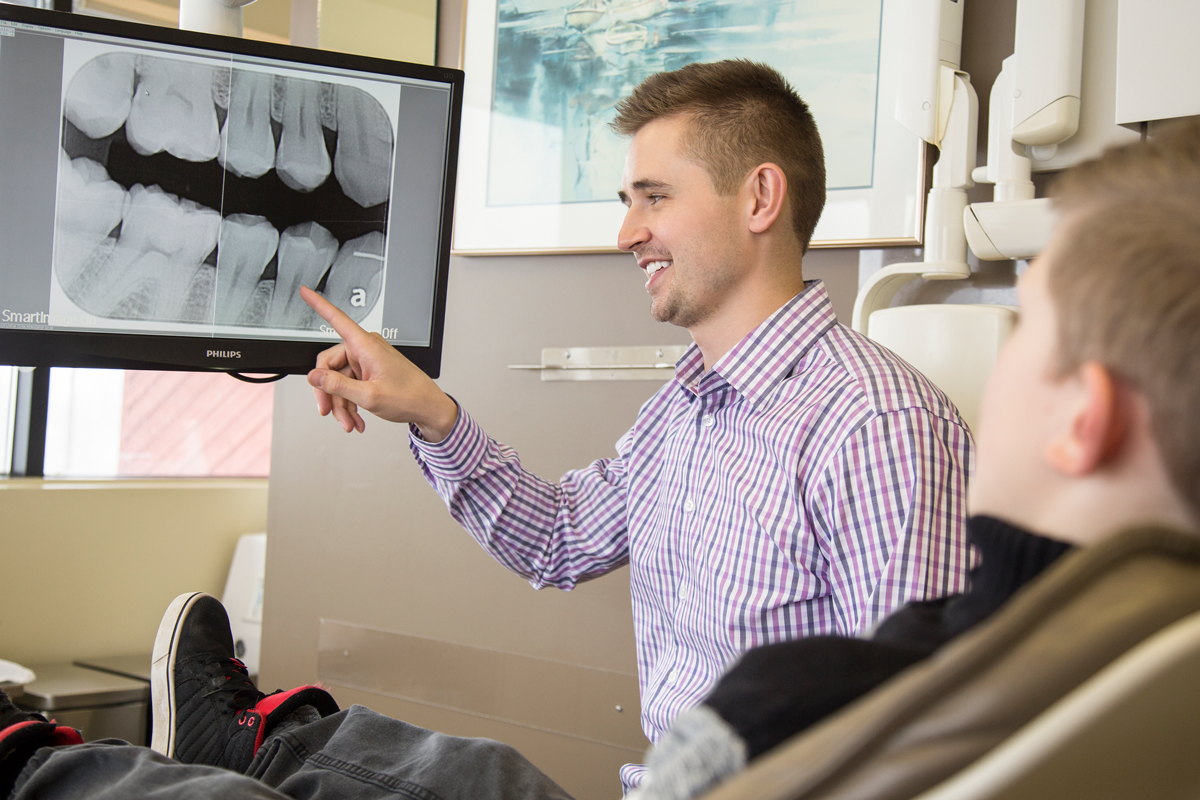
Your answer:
[411,282,973,780]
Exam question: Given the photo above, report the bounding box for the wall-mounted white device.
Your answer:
[1115,0,1200,126]
[1011,0,1086,151]
[867,304,1017,431]
[895,0,964,145]
[965,0,1085,262]
[855,0,976,333]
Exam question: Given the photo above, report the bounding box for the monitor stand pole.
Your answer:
[10,367,49,478]
[179,0,256,38]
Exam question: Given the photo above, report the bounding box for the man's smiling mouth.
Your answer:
[644,260,671,279]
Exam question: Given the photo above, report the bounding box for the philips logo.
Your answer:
[207,350,241,359]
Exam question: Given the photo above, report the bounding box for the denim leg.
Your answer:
[250,705,575,800]
[12,742,287,800]
[11,706,574,800]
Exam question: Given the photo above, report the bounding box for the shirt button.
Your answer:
[683,498,695,513]
[667,670,678,684]
[702,414,714,428]
[679,584,688,599]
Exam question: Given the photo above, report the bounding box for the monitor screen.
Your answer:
[0,5,461,376]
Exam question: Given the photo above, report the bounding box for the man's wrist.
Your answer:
[409,403,488,481]
[414,392,459,444]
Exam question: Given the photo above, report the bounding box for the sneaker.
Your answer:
[0,690,82,796]
[150,591,338,771]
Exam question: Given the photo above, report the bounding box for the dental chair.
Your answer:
[695,525,1200,800]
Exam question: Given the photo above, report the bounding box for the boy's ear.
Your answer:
[1045,361,1128,476]
[745,163,787,234]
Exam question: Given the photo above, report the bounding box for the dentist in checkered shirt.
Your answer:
[303,60,973,792]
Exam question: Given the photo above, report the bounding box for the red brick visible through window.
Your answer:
[118,371,273,477]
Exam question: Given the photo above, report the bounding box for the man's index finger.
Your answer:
[300,285,376,349]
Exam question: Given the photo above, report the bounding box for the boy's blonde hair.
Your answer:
[1049,119,1200,515]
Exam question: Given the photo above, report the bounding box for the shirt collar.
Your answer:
[673,280,838,406]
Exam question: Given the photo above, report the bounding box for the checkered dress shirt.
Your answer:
[411,281,973,787]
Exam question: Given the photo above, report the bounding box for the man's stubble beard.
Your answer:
[651,236,741,330]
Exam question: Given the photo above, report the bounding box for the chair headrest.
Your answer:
[700,526,1200,800]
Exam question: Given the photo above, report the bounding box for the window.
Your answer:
[1,367,273,478]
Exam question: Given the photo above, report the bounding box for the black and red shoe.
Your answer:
[0,689,82,796]
[150,592,338,772]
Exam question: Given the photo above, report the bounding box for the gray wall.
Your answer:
[259,2,1019,797]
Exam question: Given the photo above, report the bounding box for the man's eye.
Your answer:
[648,194,665,204]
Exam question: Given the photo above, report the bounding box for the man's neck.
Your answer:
[690,265,807,371]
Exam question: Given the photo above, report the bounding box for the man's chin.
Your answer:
[649,297,674,325]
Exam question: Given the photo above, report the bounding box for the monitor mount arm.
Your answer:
[853,69,978,333]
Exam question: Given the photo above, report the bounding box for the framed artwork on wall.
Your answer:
[453,0,926,255]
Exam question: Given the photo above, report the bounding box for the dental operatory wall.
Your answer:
[0,479,267,665]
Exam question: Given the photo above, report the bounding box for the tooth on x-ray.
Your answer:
[177,265,217,323]
[55,150,129,289]
[64,54,136,139]
[334,86,393,208]
[276,78,332,193]
[237,279,276,326]
[319,82,337,130]
[271,222,337,327]
[270,74,285,124]
[119,184,221,266]
[212,66,232,111]
[323,232,384,322]
[125,58,221,162]
[216,214,280,325]
[219,71,277,179]
[67,184,221,320]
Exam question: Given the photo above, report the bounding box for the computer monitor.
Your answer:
[0,5,462,377]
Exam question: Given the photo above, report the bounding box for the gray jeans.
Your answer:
[13,705,575,800]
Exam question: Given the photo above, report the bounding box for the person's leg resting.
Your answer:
[151,591,339,771]
[5,593,572,800]
[250,705,574,800]
[148,592,573,800]
[12,743,287,800]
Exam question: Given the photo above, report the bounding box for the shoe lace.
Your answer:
[202,657,263,712]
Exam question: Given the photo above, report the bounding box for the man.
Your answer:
[1,96,1197,800]
[303,59,972,787]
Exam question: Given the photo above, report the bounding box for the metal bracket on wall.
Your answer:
[509,345,688,381]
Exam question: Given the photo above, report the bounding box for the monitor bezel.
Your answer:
[0,4,462,378]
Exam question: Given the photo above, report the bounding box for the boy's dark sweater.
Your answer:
[703,516,1073,760]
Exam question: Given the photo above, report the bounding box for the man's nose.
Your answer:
[617,208,649,252]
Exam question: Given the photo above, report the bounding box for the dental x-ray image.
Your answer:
[54,52,395,331]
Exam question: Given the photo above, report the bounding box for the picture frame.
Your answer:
[452,0,926,255]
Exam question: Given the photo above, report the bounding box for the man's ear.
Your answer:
[1045,361,1128,476]
[745,163,787,234]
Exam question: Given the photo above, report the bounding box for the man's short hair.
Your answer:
[1049,119,1200,516]
[612,59,826,253]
